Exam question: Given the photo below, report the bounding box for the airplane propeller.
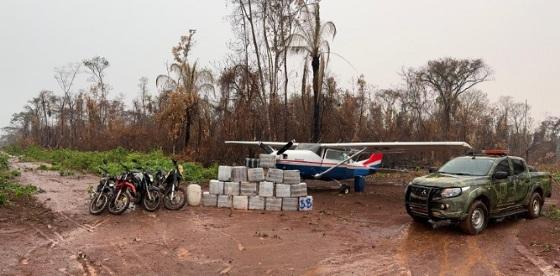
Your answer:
[276,140,295,155]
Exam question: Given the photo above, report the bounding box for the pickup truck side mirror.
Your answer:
[428,167,439,173]
[493,171,509,180]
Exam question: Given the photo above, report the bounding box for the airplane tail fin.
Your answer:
[361,152,383,168]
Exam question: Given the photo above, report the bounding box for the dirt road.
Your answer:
[1,160,559,275]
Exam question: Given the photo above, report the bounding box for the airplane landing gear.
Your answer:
[354,176,365,192]
[340,184,350,194]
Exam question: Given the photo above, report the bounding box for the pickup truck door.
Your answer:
[492,159,515,208]
[511,158,531,204]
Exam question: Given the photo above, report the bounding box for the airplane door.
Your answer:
[322,149,351,179]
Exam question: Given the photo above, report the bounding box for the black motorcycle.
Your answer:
[155,160,186,210]
[89,161,115,215]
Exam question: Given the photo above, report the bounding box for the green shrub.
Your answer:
[0,153,9,171]
[0,151,36,205]
[4,145,217,183]
[545,205,560,220]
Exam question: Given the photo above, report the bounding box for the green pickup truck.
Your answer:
[405,154,552,234]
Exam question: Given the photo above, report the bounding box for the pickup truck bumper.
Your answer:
[405,185,468,221]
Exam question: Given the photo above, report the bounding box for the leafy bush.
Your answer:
[545,205,560,220]
[0,153,8,171]
[0,152,36,206]
[4,145,218,182]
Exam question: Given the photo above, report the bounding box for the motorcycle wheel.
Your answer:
[89,192,109,215]
[108,191,130,215]
[133,190,143,204]
[164,187,186,210]
[143,190,162,212]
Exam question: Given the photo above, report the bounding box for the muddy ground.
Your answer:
[1,160,559,276]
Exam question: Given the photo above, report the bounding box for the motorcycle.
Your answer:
[88,161,115,215]
[120,162,162,212]
[155,159,186,210]
[108,170,133,215]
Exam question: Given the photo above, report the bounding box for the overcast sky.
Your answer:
[1,0,559,131]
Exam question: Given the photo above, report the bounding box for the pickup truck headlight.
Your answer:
[440,187,462,198]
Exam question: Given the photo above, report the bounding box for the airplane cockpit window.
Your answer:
[324,149,350,161]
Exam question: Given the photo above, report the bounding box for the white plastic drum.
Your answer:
[187,184,202,206]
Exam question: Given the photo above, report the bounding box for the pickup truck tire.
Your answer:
[527,192,543,219]
[460,200,488,235]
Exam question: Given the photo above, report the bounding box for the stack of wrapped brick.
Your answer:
[202,159,313,211]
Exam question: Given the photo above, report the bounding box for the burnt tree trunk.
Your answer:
[311,55,321,143]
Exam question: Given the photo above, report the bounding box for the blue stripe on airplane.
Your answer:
[276,163,379,181]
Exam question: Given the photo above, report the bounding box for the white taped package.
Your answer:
[224,182,240,196]
[247,168,265,182]
[282,197,299,211]
[202,192,218,207]
[248,196,265,210]
[259,154,276,168]
[266,169,283,183]
[291,183,307,197]
[231,166,248,182]
[283,170,301,184]
[275,184,291,198]
[233,195,248,210]
[240,182,258,196]
[218,166,232,181]
[258,181,274,197]
[209,180,224,195]
[265,197,282,211]
[217,195,232,208]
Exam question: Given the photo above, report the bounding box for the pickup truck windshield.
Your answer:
[438,158,495,176]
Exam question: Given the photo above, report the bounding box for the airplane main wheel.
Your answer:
[340,185,350,194]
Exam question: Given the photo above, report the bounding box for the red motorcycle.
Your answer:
[108,170,134,215]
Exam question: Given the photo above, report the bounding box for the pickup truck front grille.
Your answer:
[406,185,439,217]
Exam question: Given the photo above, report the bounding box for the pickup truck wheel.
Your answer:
[527,192,543,219]
[460,200,488,235]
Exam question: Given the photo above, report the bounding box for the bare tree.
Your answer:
[415,58,492,139]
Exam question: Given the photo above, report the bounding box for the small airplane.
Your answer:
[225,140,473,193]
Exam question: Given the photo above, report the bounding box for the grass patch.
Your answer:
[4,145,217,183]
[544,205,560,220]
[0,152,36,206]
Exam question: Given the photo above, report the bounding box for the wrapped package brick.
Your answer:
[231,166,248,182]
[258,181,274,197]
[224,182,240,196]
[240,182,258,196]
[266,168,283,183]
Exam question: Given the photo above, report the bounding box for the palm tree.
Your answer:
[155,30,214,153]
[291,2,336,142]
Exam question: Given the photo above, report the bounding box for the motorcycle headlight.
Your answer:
[440,187,462,198]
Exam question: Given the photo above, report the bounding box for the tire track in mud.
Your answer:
[397,219,556,275]
[307,223,412,275]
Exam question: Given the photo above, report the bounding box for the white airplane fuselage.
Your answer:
[273,149,383,181]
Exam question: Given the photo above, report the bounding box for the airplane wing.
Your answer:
[224,141,300,147]
[225,140,472,151]
[318,141,472,151]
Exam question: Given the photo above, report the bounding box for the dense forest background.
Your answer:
[2,0,560,165]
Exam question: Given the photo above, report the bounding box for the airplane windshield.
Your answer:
[325,149,351,162]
